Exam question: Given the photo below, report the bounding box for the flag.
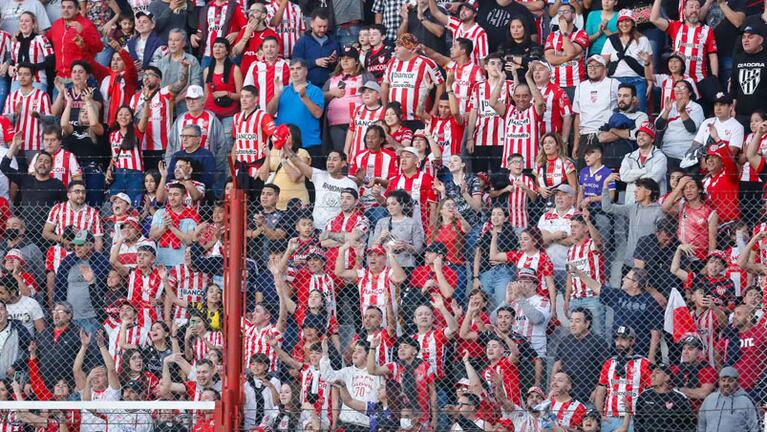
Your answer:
[664,288,696,343]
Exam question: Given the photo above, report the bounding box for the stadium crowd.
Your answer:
[0,0,766,430]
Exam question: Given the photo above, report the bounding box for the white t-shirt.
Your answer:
[537,207,576,270]
[319,357,380,427]
[80,387,121,432]
[311,168,358,229]
[0,146,17,201]
[601,36,653,78]
[693,117,745,149]
[6,296,43,334]
[658,100,706,160]
[572,77,619,134]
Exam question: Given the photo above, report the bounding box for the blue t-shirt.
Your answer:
[600,286,663,358]
[275,83,325,148]
[578,165,614,208]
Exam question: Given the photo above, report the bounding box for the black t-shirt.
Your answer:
[553,332,611,402]
[476,0,536,53]
[475,225,519,273]
[405,8,448,55]
[733,46,767,117]
[364,44,394,82]
[633,234,680,297]
[634,389,696,432]
[706,0,748,57]
[63,125,110,169]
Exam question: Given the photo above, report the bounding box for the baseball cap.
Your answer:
[135,10,154,21]
[516,267,537,282]
[400,146,419,157]
[586,54,606,66]
[110,192,132,206]
[424,242,448,256]
[706,250,727,263]
[456,378,471,387]
[186,85,204,99]
[115,298,137,312]
[123,217,142,232]
[680,334,704,350]
[340,46,359,59]
[554,184,575,197]
[360,81,382,93]
[71,230,94,246]
[459,1,478,12]
[340,187,359,200]
[614,325,636,339]
[305,252,326,262]
[4,249,24,265]
[719,366,739,378]
[712,92,734,104]
[651,362,673,375]
[637,121,656,140]
[741,17,766,37]
[366,245,387,256]
[617,9,635,23]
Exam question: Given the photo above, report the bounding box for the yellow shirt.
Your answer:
[268,148,311,210]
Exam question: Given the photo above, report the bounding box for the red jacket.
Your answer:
[46,15,103,78]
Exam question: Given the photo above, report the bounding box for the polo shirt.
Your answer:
[275,83,324,147]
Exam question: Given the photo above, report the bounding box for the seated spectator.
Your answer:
[0,216,44,289]
[382,101,413,151]
[672,334,717,412]
[3,249,39,297]
[596,84,649,170]
[166,125,217,191]
[654,80,705,172]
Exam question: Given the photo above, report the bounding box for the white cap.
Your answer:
[587,55,607,66]
[186,85,204,99]
[400,146,419,156]
[110,193,132,206]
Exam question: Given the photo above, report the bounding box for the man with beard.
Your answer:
[548,372,588,430]
[698,367,759,432]
[572,56,619,164]
[233,2,281,76]
[718,305,767,396]
[597,84,649,170]
[671,334,717,413]
[242,36,290,110]
[634,362,695,432]
[594,326,652,432]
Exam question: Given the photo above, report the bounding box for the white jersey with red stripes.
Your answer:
[202,2,234,58]
[28,147,81,186]
[537,157,576,189]
[130,86,173,151]
[544,29,590,87]
[126,267,164,329]
[0,411,21,432]
[232,108,277,168]
[540,82,572,135]
[599,356,652,418]
[724,246,748,298]
[653,74,699,112]
[355,328,395,366]
[566,238,604,299]
[742,132,767,182]
[0,31,11,64]
[503,104,542,170]
[667,21,717,82]
[168,263,210,324]
[470,79,512,147]
[428,115,463,165]
[10,34,53,84]
[506,174,536,228]
[45,244,70,273]
[191,330,224,362]
[446,17,489,65]
[348,104,385,161]
[45,201,103,237]
[243,322,282,372]
[349,149,399,208]
[4,88,51,151]
[383,55,444,121]
[549,398,587,429]
[356,268,397,328]
[414,328,449,379]
[265,0,305,58]
[511,294,551,355]
[110,129,143,171]
[243,58,290,109]
[300,364,331,425]
[104,317,148,371]
[174,111,218,149]
[445,60,484,115]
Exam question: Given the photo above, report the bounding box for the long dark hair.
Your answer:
[206,37,233,83]
[112,105,138,151]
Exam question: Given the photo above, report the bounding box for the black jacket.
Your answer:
[635,388,696,432]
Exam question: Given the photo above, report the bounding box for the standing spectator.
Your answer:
[650,0,718,84]
[476,0,536,53]
[467,54,511,173]
[35,302,80,390]
[0,270,44,334]
[530,61,573,143]
[242,36,290,111]
[538,184,577,286]
[564,212,604,336]
[232,2,281,76]
[231,85,276,182]
[363,25,393,82]
[0,217,44,290]
[46,0,103,79]
[633,217,681,297]
[203,37,242,145]
[731,22,767,128]
[422,39,484,118]
[719,305,767,394]
[0,297,31,379]
[428,198,470,301]
[383,147,437,236]
[190,0,246,68]
[371,0,407,45]
[572,56,619,163]
[151,28,203,117]
[619,122,667,205]
[8,12,52,97]
[4,63,52,158]
[700,0,747,87]
[643,52,700,113]
[633,363,696,432]
[268,59,325,163]
[98,48,139,128]
[293,10,339,88]
[265,0,305,59]
[577,144,614,253]
[594,326,652,432]
[693,92,744,156]
[53,230,110,334]
[370,189,425,270]
[584,0,618,56]
[654,81,706,172]
[474,206,518,308]
[552,307,610,404]
[43,181,104,252]
[399,0,446,55]
[698,367,759,432]
[348,125,398,222]
[345,81,385,161]
[506,267,552,358]
[0,0,50,36]
[333,0,363,48]
[501,67,545,171]
[601,10,653,113]
[672,334,717,412]
[149,183,200,267]
[126,12,165,73]
[544,2,590,101]
[166,125,218,192]
[596,84,648,170]
[146,0,196,42]
[260,125,312,210]
[428,0,488,65]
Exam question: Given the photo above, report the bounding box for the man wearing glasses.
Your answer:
[43,181,104,252]
[571,55,619,165]
[167,123,217,193]
[543,2,589,102]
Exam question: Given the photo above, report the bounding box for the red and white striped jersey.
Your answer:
[741,132,767,182]
[110,129,143,171]
[540,82,572,135]
[356,268,397,328]
[383,55,444,120]
[414,329,449,379]
[0,31,11,64]
[191,330,224,362]
[544,30,590,88]
[599,356,652,418]
[175,111,217,149]
[511,295,551,354]
[265,0,305,58]
[103,317,148,371]
[505,174,537,229]
[446,17,489,65]
[300,364,331,424]
[168,263,210,323]
[127,267,164,329]
[503,104,543,170]
[470,79,512,147]
[667,21,717,83]
[0,410,21,432]
[201,2,245,57]
[695,308,719,367]
[232,108,277,169]
[323,211,369,284]
[428,115,464,165]
[724,246,748,298]
[482,357,521,407]
[505,250,554,297]
[348,149,399,208]
[130,86,173,151]
[348,104,385,161]
[567,238,604,299]
[10,34,53,84]
[45,244,70,273]
[243,59,290,109]
[28,147,81,186]
[4,88,51,151]
[354,328,395,366]
[653,74,699,112]
[243,322,282,372]
[549,398,587,429]
[115,238,150,269]
[45,201,103,237]
[445,60,484,115]
[538,157,576,189]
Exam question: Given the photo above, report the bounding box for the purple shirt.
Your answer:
[578,165,615,208]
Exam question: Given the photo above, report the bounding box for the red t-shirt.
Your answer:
[718,325,767,391]
[432,225,465,265]
[236,27,282,74]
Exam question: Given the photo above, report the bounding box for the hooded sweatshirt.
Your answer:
[697,388,758,432]
[601,187,663,266]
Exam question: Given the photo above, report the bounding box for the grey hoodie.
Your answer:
[697,388,759,432]
[601,188,663,266]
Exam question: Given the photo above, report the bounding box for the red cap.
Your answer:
[123,218,141,232]
[706,250,727,263]
[637,121,656,140]
[0,116,14,145]
[271,124,291,150]
[366,245,387,256]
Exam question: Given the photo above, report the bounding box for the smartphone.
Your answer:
[337,81,346,90]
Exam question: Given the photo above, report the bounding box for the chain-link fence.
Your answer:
[0,173,765,432]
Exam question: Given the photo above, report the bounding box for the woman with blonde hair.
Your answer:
[430,197,470,302]
[536,132,577,201]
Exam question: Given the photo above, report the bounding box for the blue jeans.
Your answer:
[110,168,145,206]
[82,162,106,207]
[602,417,633,432]
[569,296,604,337]
[479,265,514,309]
[719,57,733,90]
[644,28,666,72]
[0,76,9,113]
[617,76,648,113]
[450,263,467,304]
[95,36,114,67]
[335,25,360,48]
[74,317,102,335]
